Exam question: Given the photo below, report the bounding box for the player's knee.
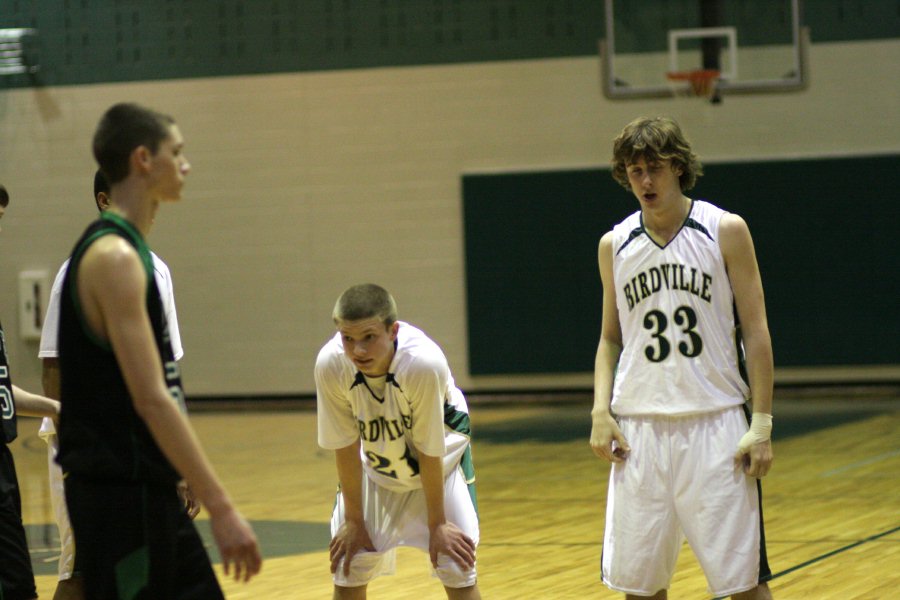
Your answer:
[435,555,478,590]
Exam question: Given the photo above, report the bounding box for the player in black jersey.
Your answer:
[0,185,62,600]
[56,105,261,599]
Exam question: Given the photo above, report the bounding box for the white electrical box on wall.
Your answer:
[18,270,49,341]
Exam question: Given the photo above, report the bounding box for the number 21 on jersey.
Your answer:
[365,445,420,479]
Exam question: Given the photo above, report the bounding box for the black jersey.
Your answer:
[57,212,183,485]
[0,320,17,445]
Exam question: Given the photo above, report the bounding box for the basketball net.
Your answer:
[666,69,720,101]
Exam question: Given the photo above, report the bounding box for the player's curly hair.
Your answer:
[333,284,398,327]
[611,116,703,192]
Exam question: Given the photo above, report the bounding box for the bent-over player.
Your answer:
[316,284,481,600]
[590,116,775,599]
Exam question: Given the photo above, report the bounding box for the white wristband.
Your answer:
[737,412,772,453]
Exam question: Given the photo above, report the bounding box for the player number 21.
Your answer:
[365,446,420,479]
[643,306,703,362]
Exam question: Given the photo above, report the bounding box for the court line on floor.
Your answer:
[819,448,900,477]
[712,525,900,600]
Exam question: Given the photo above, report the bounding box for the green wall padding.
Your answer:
[463,155,900,375]
[1,1,896,89]
[0,0,601,88]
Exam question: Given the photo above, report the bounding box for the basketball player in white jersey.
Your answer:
[590,117,775,599]
[317,284,481,600]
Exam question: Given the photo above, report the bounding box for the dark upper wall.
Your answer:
[1,0,897,89]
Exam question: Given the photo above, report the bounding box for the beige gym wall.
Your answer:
[1,39,897,396]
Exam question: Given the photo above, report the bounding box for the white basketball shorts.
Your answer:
[331,466,479,589]
[601,406,766,597]
[38,418,76,581]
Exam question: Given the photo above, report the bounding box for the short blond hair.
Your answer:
[332,284,398,326]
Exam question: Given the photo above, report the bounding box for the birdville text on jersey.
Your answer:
[358,413,414,443]
[623,263,714,312]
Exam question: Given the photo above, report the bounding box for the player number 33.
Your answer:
[643,305,703,362]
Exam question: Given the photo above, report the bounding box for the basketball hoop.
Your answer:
[666,69,720,100]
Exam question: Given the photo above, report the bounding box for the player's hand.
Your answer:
[590,411,630,463]
[734,412,774,478]
[429,522,476,571]
[734,439,774,478]
[330,519,375,576]
[209,506,262,583]
[177,480,201,519]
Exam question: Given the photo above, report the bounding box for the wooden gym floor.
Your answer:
[12,389,900,599]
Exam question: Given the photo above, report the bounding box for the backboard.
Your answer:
[600,0,807,100]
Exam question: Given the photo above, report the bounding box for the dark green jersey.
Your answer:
[0,319,18,445]
[58,212,183,485]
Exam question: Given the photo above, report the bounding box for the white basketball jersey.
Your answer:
[611,200,750,416]
[39,253,183,361]
[317,321,471,493]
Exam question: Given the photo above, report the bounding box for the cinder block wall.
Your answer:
[1,40,897,396]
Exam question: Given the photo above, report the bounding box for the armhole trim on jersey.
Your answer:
[616,226,645,256]
[102,212,154,282]
[683,217,714,242]
[443,402,471,437]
